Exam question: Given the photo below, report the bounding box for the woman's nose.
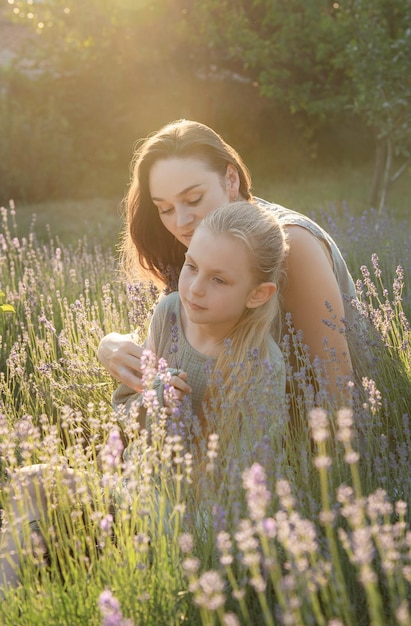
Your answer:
[175,205,194,228]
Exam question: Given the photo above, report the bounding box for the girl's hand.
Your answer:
[165,371,191,413]
[98,332,145,392]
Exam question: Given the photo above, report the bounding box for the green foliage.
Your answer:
[187,0,411,207]
[2,0,410,206]
[0,68,76,201]
[186,1,353,141]
[338,0,411,138]
[336,0,411,210]
[0,0,196,202]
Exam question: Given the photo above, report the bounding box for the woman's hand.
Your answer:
[98,332,145,392]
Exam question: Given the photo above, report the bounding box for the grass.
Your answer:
[9,196,125,250]
[10,162,411,252]
[0,170,410,625]
[252,161,411,220]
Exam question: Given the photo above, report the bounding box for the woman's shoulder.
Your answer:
[253,196,338,268]
[253,196,323,231]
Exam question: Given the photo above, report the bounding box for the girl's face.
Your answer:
[149,157,240,247]
[178,225,258,333]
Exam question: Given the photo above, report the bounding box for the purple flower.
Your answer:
[100,514,113,533]
[179,532,194,554]
[98,589,134,626]
[242,463,271,522]
[169,312,179,355]
[100,429,124,469]
[192,570,226,611]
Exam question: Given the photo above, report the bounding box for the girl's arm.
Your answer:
[282,225,353,402]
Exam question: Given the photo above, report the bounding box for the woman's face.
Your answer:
[149,157,240,247]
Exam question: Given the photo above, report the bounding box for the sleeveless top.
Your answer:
[253,197,374,378]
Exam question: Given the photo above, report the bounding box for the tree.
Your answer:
[336,0,411,212]
[3,0,410,207]
[1,0,196,200]
[189,0,411,210]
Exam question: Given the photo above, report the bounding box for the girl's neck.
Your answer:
[180,306,232,358]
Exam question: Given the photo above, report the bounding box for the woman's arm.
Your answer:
[282,225,353,402]
[98,332,145,392]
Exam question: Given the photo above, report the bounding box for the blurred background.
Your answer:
[1,0,410,245]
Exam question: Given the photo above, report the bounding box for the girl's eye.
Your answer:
[184,263,197,272]
[213,277,225,285]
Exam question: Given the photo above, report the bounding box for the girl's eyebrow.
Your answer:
[151,183,203,202]
[185,251,230,277]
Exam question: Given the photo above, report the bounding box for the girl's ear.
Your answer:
[225,163,241,201]
[246,282,277,309]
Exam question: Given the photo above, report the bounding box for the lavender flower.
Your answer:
[179,532,194,554]
[100,514,113,533]
[242,463,271,522]
[309,407,329,443]
[98,589,134,626]
[217,531,233,566]
[99,429,124,470]
[190,570,226,611]
[361,377,382,415]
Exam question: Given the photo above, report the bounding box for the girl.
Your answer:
[98,119,372,405]
[112,200,288,443]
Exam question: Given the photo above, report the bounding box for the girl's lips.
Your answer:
[187,300,205,311]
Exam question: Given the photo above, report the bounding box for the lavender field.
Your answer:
[0,201,410,625]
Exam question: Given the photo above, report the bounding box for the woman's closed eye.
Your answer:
[186,195,203,206]
[155,194,202,214]
[158,206,174,216]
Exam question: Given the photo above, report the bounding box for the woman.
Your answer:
[98,119,370,405]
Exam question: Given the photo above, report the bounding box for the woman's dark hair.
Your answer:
[120,119,252,286]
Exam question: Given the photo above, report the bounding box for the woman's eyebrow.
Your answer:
[151,183,202,202]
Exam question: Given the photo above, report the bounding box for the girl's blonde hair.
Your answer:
[198,201,288,412]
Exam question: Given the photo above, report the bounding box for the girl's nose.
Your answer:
[190,276,204,296]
